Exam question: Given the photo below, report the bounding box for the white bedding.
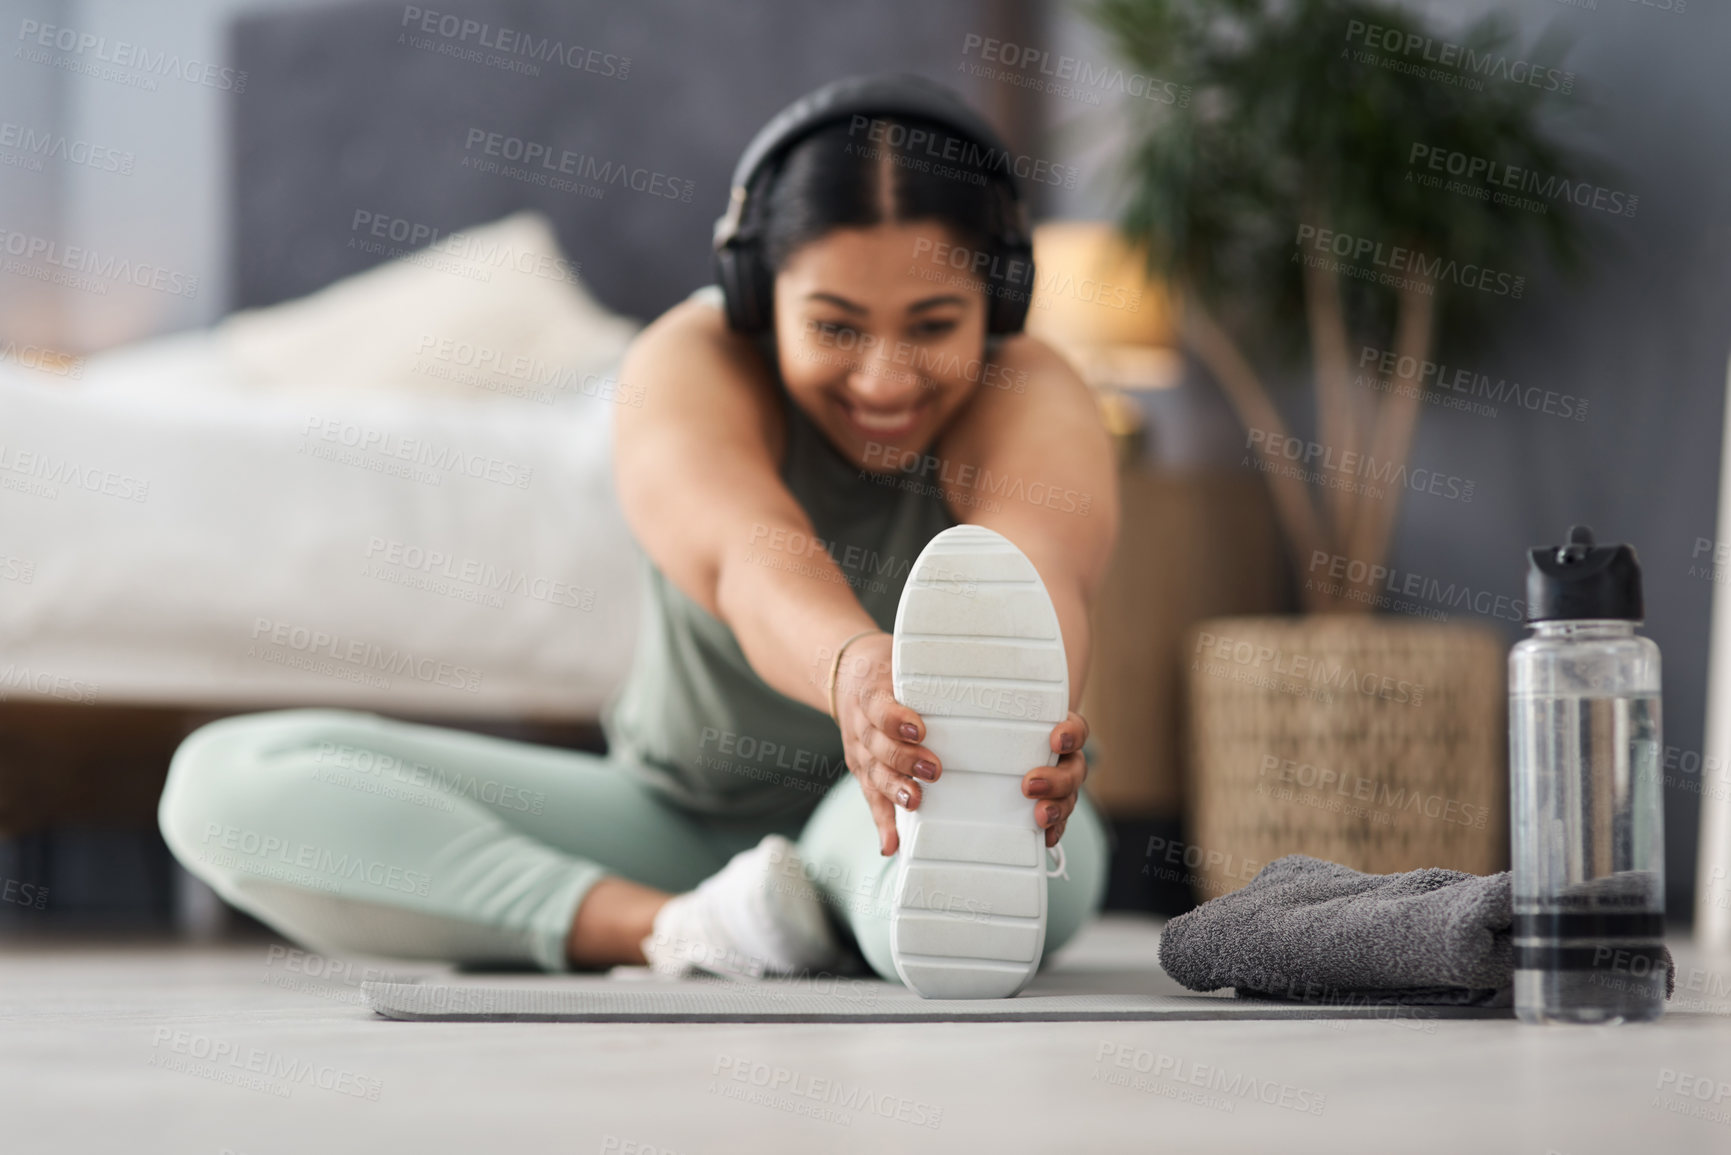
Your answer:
[0,329,644,719]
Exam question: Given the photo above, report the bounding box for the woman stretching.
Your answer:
[158,74,1119,997]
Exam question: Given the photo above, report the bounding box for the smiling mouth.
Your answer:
[837,395,929,440]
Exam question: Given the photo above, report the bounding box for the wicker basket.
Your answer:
[1183,614,1507,900]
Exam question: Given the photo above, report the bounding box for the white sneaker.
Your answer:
[888,524,1072,999]
[640,834,839,980]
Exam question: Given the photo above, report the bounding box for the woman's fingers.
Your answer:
[870,758,920,811]
[846,740,905,854]
[845,659,1088,851]
[863,784,899,856]
[833,640,934,855]
[1023,748,1085,803]
[862,724,940,784]
[852,693,932,808]
[851,710,909,799]
[1031,715,1089,849]
[1049,711,1089,759]
[1025,749,1084,846]
[846,719,922,831]
[864,682,926,746]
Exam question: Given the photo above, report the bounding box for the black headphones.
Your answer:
[712,72,1036,335]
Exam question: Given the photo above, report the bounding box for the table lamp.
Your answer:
[1024,221,1182,462]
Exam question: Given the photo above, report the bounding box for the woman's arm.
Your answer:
[612,299,880,710]
[931,335,1123,846]
[939,334,1122,708]
[616,301,942,853]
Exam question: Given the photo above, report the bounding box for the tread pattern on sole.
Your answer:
[909,717,1055,777]
[889,525,1069,1000]
[905,818,1039,868]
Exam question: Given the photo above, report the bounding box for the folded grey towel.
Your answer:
[1158,855,1675,1007]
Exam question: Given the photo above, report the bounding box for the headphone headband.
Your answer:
[712,73,1036,334]
[714,73,1027,248]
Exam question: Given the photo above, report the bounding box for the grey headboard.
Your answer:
[228,0,1039,323]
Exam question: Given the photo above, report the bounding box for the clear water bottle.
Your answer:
[1510,524,1665,1024]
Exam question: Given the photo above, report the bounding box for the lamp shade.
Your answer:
[1026,221,1181,391]
[1026,221,1177,349]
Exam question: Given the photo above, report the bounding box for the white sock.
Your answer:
[640,834,840,979]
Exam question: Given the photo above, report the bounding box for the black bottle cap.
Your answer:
[1525,524,1644,623]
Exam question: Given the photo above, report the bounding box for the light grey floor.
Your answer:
[5,914,1731,1154]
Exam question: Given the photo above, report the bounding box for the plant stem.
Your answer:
[1299,230,1361,574]
[1181,290,1334,611]
[1349,278,1437,590]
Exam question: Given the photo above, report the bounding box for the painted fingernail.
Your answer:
[899,723,920,741]
[897,787,912,808]
[1059,733,1077,754]
[913,760,938,781]
[1044,803,1062,825]
[1026,778,1051,796]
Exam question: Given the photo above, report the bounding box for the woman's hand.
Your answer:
[832,631,1090,855]
[832,632,940,857]
[1028,712,1089,848]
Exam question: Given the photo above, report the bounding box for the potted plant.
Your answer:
[1087,0,1607,893]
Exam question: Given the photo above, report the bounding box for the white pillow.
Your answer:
[216,210,641,406]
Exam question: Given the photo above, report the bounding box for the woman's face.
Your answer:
[771,221,989,473]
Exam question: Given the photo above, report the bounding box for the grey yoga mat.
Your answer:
[362,974,1514,1022]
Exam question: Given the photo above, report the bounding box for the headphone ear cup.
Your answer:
[715,237,774,333]
[741,242,774,334]
[714,240,750,332]
[989,243,1035,334]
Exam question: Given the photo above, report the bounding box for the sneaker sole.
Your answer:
[888,524,1069,999]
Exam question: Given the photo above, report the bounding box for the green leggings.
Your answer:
[157,708,1112,981]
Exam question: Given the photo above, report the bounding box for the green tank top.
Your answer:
[601,285,968,819]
